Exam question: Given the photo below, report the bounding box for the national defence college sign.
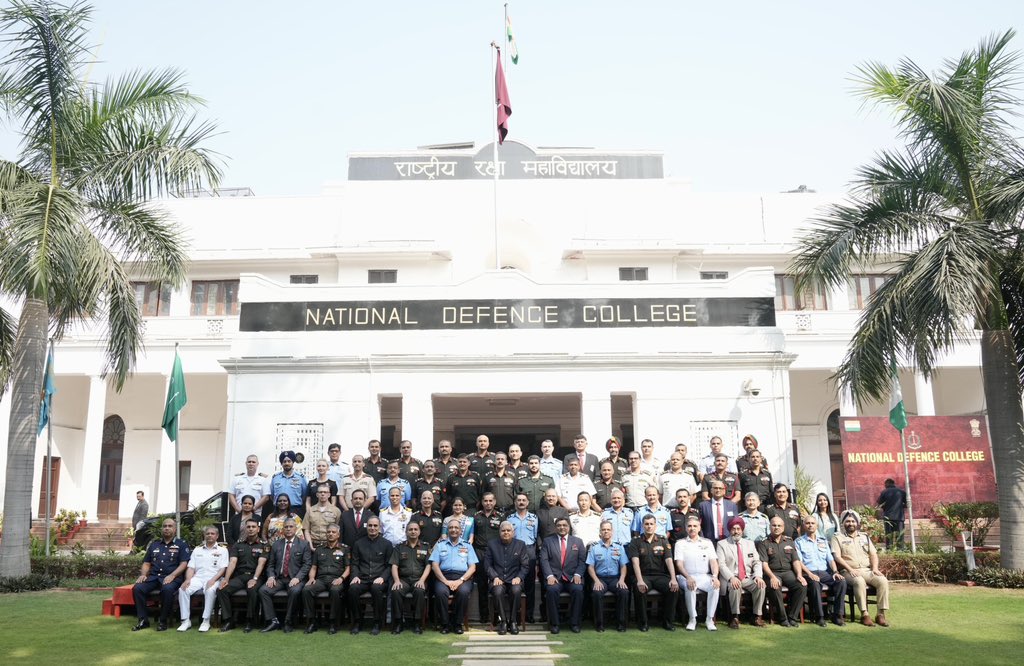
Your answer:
[239,297,775,332]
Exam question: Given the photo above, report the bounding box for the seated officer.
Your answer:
[430,519,478,635]
[484,520,530,635]
[217,518,269,633]
[830,509,891,627]
[757,516,807,627]
[795,515,847,627]
[586,520,630,633]
[539,517,586,634]
[629,513,680,631]
[177,526,228,632]
[347,516,394,635]
[131,518,190,631]
[390,521,431,635]
[302,523,350,634]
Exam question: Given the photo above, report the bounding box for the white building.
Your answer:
[0,141,985,522]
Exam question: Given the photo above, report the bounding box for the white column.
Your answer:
[401,391,433,462]
[838,383,857,417]
[632,393,677,460]
[914,372,936,416]
[580,392,612,442]
[79,375,107,520]
[156,373,178,513]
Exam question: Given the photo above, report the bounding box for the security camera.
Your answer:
[750,386,761,397]
[742,379,761,397]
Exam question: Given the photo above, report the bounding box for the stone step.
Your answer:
[464,646,554,654]
[449,655,568,661]
[451,642,563,648]
[460,661,556,666]
[467,633,552,640]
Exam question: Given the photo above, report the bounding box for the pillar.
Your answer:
[401,391,433,462]
[914,372,936,416]
[632,393,677,460]
[580,392,613,443]
[79,375,107,520]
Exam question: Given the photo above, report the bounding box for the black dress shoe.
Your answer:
[816,618,827,627]
[662,621,676,631]
[391,622,403,635]
[526,616,535,624]
[219,620,235,633]
[243,623,253,633]
[282,623,293,634]
[595,624,605,632]
[131,620,150,631]
[454,625,464,635]
[440,626,449,634]
[371,624,381,635]
[305,623,317,634]
[638,624,649,632]
[509,623,519,635]
[156,621,168,632]
[328,624,338,635]
[571,625,581,634]
[496,623,506,635]
[412,625,423,634]
[350,625,361,635]
[616,623,627,632]
[550,625,560,634]
[261,619,281,633]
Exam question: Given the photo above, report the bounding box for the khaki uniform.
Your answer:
[305,503,342,545]
[831,531,890,612]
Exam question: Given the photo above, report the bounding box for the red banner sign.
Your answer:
[840,416,996,516]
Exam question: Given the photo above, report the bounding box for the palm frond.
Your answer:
[0,304,15,396]
[87,197,189,286]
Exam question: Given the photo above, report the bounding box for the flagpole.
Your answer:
[173,342,181,539]
[899,427,917,552]
[43,339,54,557]
[503,4,509,75]
[491,41,501,270]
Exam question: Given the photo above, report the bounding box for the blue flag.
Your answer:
[38,347,55,436]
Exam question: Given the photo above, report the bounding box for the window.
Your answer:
[289,274,319,284]
[368,269,397,284]
[774,274,829,311]
[618,267,648,281]
[132,282,171,317]
[190,279,240,316]
[848,274,890,309]
[700,271,729,280]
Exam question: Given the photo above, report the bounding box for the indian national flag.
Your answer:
[506,14,519,64]
[889,363,908,431]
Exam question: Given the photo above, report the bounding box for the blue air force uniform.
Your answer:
[133,537,191,624]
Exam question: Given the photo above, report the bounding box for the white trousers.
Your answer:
[677,573,720,620]
[179,577,218,620]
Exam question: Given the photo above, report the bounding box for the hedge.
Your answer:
[968,566,1024,589]
[0,573,60,593]
[878,550,1000,583]
[31,553,144,581]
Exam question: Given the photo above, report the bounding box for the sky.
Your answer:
[1,0,1023,196]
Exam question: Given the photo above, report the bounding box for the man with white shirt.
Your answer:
[379,487,412,545]
[699,435,738,477]
[326,443,352,487]
[638,439,661,476]
[621,451,655,509]
[177,526,228,632]
[230,454,270,516]
[570,492,602,547]
[674,515,720,631]
[558,458,597,511]
[340,455,375,512]
[659,452,700,508]
[538,439,562,484]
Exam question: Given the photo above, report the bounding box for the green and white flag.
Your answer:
[889,362,908,431]
[506,14,519,64]
[161,349,188,442]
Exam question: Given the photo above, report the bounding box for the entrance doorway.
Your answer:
[37,456,60,518]
[98,415,125,520]
[453,426,561,457]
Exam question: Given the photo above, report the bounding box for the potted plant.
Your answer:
[79,510,88,528]
[934,502,1000,550]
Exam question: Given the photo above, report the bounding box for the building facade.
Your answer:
[0,141,986,521]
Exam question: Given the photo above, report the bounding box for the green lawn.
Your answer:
[0,584,1021,664]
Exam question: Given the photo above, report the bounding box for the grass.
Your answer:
[0,584,1021,664]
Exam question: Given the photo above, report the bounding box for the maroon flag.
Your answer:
[495,48,512,144]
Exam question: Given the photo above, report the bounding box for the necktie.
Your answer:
[717,502,724,538]
[736,542,746,579]
[283,540,292,578]
[355,511,361,529]
[560,537,568,581]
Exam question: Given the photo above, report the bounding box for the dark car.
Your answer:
[132,491,231,548]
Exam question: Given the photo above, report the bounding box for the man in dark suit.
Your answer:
[562,434,599,480]
[484,520,531,635]
[257,518,312,633]
[538,517,586,634]
[340,489,373,548]
[698,478,739,546]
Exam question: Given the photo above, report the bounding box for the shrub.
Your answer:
[31,553,144,581]
[0,573,60,593]
[932,502,999,547]
[968,567,1024,589]
[878,550,1000,583]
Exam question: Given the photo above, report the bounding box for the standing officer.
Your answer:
[593,461,624,509]
[506,492,539,624]
[431,439,459,482]
[468,434,497,478]
[621,451,654,509]
[409,490,444,547]
[562,434,599,480]
[389,521,431,634]
[131,518,190,631]
[217,518,268,633]
[302,523,350,634]
[340,455,376,512]
[269,451,308,518]
[486,452,518,513]
[430,520,478,635]
[395,439,423,484]
[326,442,352,488]
[668,488,700,544]
[177,526,228,632]
[412,460,445,512]
[364,439,389,483]
[586,520,630,633]
[347,516,394,635]
[485,520,530,635]
[473,493,503,623]
[598,437,629,481]
[539,517,586,634]
[629,514,680,632]
[757,515,807,627]
[304,483,342,547]
[376,460,413,508]
[230,455,271,516]
[516,455,555,513]
[444,454,482,512]
[600,488,634,546]
[258,518,312,633]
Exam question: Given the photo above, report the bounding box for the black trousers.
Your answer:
[805,570,847,621]
[217,576,259,622]
[347,580,387,626]
[258,580,305,623]
[302,576,344,621]
[764,571,807,623]
[132,577,182,622]
[524,551,538,621]
[490,581,523,625]
[433,571,472,628]
[592,577,629,627]
[633,574,678,626]
[390,579,427,624]
[474,550,490,622]
[545,579,584,628]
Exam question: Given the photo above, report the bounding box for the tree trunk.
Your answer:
[980,330,1024,570]
[0,299,48,578]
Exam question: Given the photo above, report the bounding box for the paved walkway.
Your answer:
[447,631,569,666]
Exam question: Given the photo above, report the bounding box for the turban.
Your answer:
[840,509,861,527]
[727,516,745,531]
[279,450,296,463]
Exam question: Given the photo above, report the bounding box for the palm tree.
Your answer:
[0,1,221,577]
[792,30,1024,569]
